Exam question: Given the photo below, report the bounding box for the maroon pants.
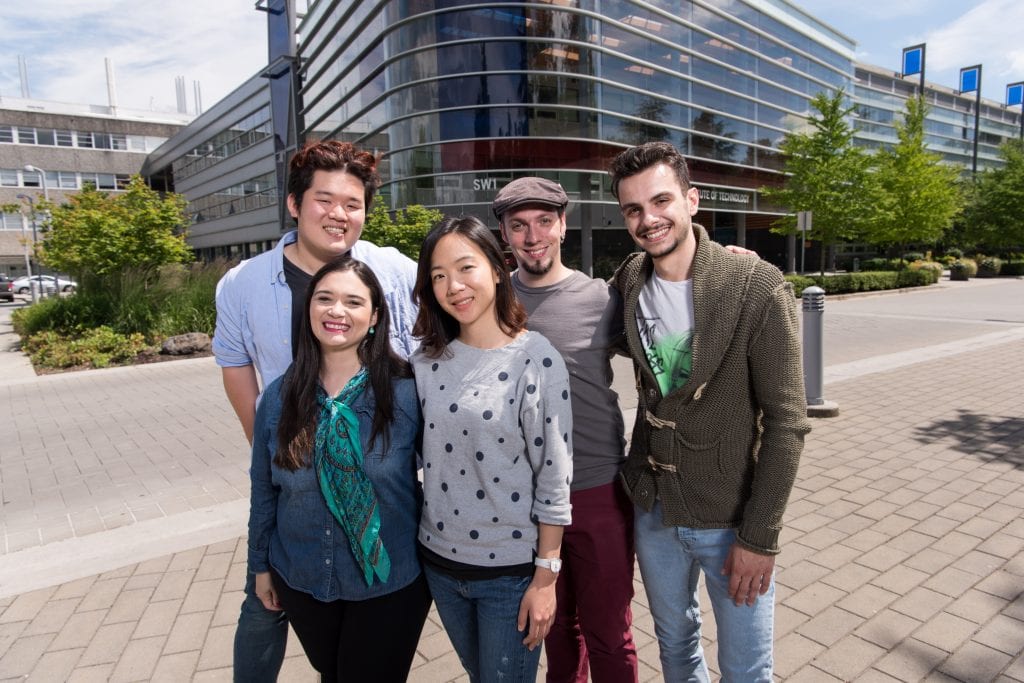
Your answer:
[545,481,639,683]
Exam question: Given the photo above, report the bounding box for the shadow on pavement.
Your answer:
[913,408,1024,469]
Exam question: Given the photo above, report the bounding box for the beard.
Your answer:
[519,255,554,276]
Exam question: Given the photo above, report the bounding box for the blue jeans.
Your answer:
[423,566,543,683]
[233,570,288,683]
[634,503,774,682]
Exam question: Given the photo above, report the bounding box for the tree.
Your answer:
[760,90,876,274]
[962,139,1024,250]
[362,203,443,260]
[866,95,962,260]
[39,176,191,281]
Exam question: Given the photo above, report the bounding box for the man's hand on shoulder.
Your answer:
[725,245,758,257]
[722,542,775,606]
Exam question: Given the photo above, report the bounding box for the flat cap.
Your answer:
[491,177,568,219]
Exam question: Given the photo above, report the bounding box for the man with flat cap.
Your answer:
[492,177,638,683]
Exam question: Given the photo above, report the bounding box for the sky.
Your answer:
[794,0,1024,103]
[1,1,1022,116]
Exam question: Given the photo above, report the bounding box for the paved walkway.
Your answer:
[1,281,1022,681]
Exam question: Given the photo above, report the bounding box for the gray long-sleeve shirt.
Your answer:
[413,332,573,567]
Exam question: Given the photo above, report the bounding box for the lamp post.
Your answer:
[21,165,59,297]
[15,193,39,302]
[960,65,983,177]
[23,164,50,202]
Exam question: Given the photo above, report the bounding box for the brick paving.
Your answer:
[1,280,1022,681]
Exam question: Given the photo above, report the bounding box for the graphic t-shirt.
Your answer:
[636,274,695,396]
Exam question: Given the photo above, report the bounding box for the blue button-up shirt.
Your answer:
[213,230,419,390]
[248,375,423,600]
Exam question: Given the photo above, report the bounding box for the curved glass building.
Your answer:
[296,0,856,270]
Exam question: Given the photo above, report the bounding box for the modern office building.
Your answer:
[0,97,188,277]
[853,62,1022,172]
[144,0,1023,273]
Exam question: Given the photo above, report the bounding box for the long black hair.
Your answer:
[412,215,526,359]
[275,255,410,470]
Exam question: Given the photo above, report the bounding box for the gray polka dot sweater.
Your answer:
[412,332,573,566]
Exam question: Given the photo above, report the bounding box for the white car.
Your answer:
[11,275,77,294]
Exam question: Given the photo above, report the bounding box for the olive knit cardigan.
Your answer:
[612,224,811,555]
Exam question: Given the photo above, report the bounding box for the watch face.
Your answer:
[550,558,562,573]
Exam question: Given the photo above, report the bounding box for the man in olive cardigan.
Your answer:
[609,142,810,682]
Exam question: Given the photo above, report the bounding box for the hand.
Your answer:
[517,572,557,650]
[725,244,758,257]
[721,543,774,606]
[255,572,282,611]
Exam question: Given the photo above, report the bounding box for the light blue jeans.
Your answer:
[634,502,774,682]
[423,566,542,683]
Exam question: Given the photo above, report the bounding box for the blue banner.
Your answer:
[1008,83,1024,107]
[960,66,981,94]
[902,45,923,77]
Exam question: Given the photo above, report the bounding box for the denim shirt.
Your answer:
[248,374,423,601]
[213,230,419,391]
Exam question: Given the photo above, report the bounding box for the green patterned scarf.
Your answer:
[314,367,391,586]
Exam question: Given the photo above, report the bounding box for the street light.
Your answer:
[23,164,50,202]
[15,193,40,302]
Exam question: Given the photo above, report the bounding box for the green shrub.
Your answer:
[25,326,151,369]
[977,257,1003,278]
[1000,260,1024,276]
[936,254,958,266]
[950,260,975,281]
[895,269,935,287]
[908,260,943,283]
[784,275,816,297]
[11,261,226,347]
[861,257,895,271]
[902,252,925,263]
[10,293,115,337]
[945,247,964,259]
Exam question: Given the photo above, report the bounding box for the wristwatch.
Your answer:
[534,557,562,574]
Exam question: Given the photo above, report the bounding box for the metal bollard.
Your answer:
[801,286,839,417]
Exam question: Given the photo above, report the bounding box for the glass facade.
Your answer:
[853,66,1024,172]
[295,0,856,270]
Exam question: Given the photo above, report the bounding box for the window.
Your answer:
[17,127,37,144]
[96,173,116,190]
[22,170,41,187]
[93,133,112,149]
[55,130,74,146]
[58,172,77,189]
[36,129,55,146]
[76,131,94,148]
[111,134,128,150]
[0,169,18,186]
[0,125,12,143]
[115,174,131,190]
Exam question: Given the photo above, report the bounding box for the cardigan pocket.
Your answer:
[645,411,724,477]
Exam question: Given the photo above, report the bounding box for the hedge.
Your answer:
[784,270,936,297]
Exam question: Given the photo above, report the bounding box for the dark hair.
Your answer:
[412,215,526,358]
[275,256,410,470]
[609,141,692,199]
[287,140,380,211]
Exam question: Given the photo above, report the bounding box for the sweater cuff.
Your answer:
[737,522,781,556]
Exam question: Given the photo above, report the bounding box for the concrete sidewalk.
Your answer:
[1,283,1022,681]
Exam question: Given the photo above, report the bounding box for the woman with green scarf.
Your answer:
[247,256,430,682]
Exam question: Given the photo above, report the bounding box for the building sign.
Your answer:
[697,187,752,210]
[902,44,924,77]
[960,65,981,94]
[1007,82,1024,107]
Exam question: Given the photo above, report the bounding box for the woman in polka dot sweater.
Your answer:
[411,216,574,682]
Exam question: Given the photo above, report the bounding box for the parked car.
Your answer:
[11,274,77,294]
[0,276,14,302]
